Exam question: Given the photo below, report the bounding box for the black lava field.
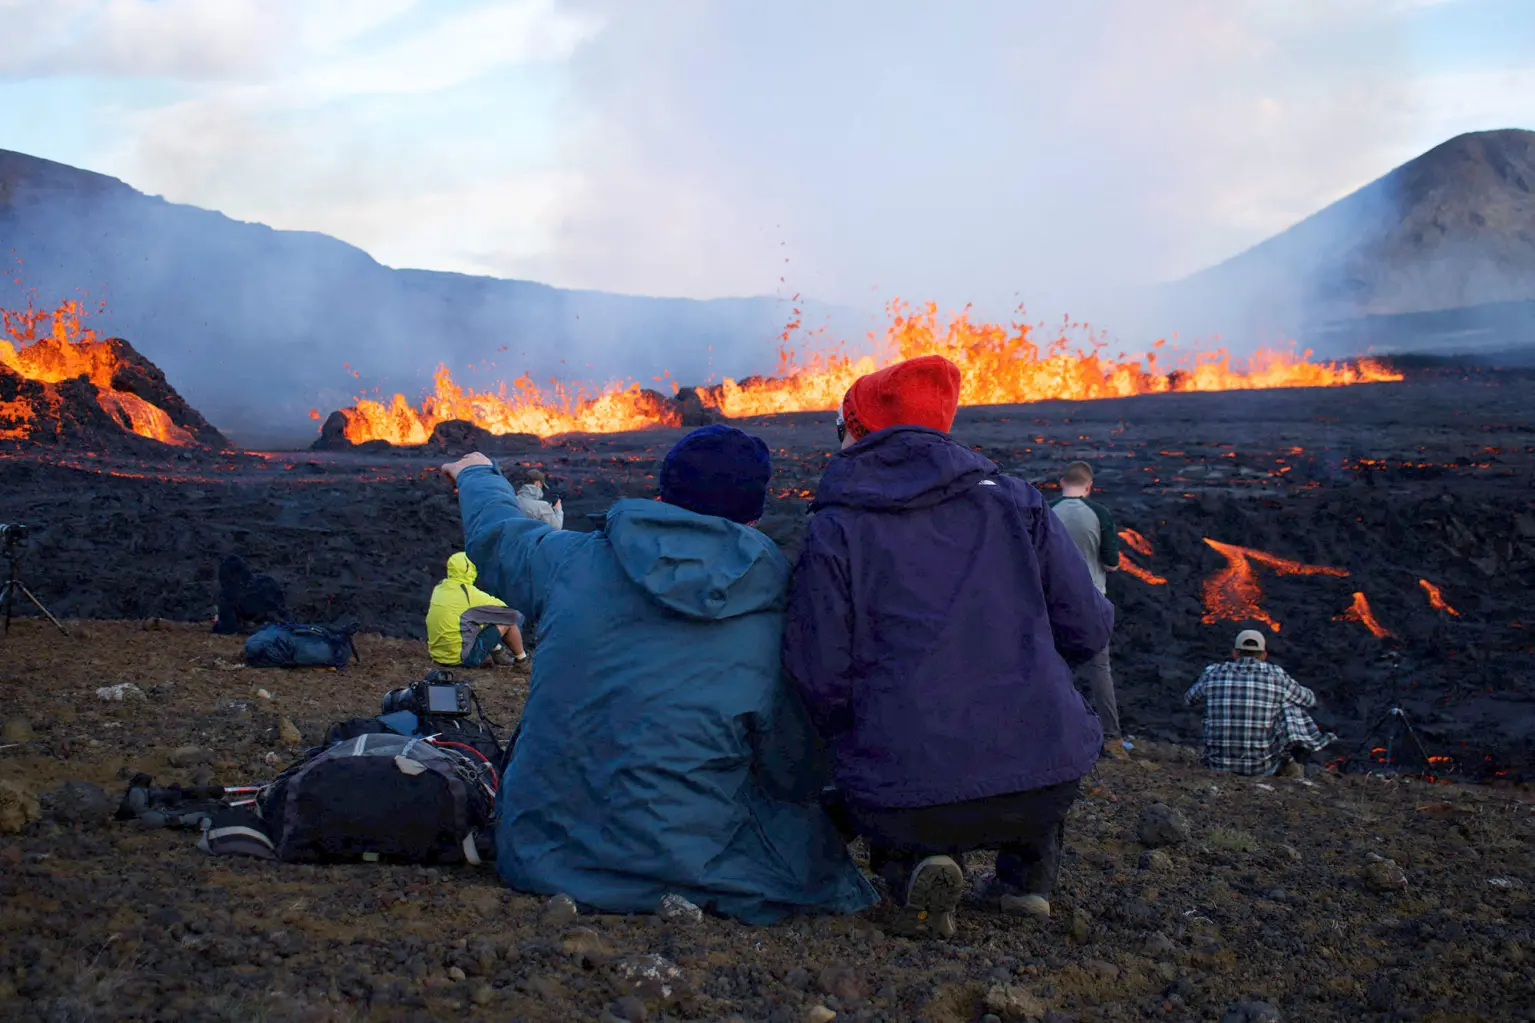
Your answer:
[2,370,1532,783]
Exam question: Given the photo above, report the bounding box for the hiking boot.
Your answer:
[999,893,1051,919]
[887,855,964,939]
[490,647,517,667]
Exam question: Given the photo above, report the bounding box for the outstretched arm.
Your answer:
[445,455,577,621]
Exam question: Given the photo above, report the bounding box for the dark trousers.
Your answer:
[843,779,1079,898]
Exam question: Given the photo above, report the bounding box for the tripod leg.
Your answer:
[16,583,68,635]
[1,580,13,635]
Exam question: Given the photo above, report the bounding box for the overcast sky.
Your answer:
[2,0,1533,327]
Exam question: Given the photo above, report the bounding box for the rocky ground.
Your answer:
[1,621,1532,1023]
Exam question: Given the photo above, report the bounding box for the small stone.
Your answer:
[278,718,303,745]
[560,927,610,967]
[48,781,113,824]
[169,746,210,768]
[1362,858,1407,893]
[657,893,703,924]
[447,966,466,982]
[985,984,1046,1019]
[1220,998,1282,1023]
[1138,803,1190,847]
[982,1015,1003,1023]
[1068,907,1093,944]
[1083,959,1119,980]
[1,716,33,743]
[784,967,812,990]
[610,954,683,1006]
[806,1007,837,1023]
[0,780,41,834]
[817,963,863,1002]
[1143,931,1176,957]
[1139,849,1172,871]
[95,682,145,702]
[470,984,494,1005]
[542,893,579,927]
[609,994,649,1022]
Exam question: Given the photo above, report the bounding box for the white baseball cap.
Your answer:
[1234,629,1267,653]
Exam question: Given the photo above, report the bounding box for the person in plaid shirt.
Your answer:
[1184,630,1333,776]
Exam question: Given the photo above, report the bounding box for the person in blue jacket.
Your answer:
[440,426,876,925]
[783,355,1113,938]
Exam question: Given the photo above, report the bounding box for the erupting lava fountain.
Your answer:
[328,300,1405,444]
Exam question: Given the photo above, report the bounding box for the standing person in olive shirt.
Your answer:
[1049,461,1125,755]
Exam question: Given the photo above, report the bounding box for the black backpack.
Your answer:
[244,623,360,669]
[258,733,496,864]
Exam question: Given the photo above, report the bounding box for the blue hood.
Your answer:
[814,427,996,512]
[604,498,790,621]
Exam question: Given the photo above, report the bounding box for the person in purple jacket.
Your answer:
[783,355,1114,938]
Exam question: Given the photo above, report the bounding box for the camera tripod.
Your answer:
[1,546,67,636]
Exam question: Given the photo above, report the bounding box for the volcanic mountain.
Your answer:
[0,149,832,446]
[1169,128,1535,358]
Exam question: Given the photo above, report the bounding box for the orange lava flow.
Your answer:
[1115,528,1166,584]
[334,300,1404,442]
[1335,591,1395,639]
[1418,579,1460,616]
[1,299,190,445]
[1200,538,1349,632]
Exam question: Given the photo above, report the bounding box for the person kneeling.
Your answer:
[427,553,529,671]
[442,428,875,924]
[784,356,1114,938]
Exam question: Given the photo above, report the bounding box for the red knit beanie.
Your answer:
[840,355,962,440]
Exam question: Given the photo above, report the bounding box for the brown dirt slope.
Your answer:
[1,622,1532,1022]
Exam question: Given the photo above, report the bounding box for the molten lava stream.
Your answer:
[331,300,1405,443]
[1336,591,1395,639]
[1418,579,1460,616]
[1115,528,1166,584]
[1200,538,1349,632]
[1119,528,1155,557]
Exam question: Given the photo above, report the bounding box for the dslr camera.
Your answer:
[382,669,473,718]
[0,523,28,547]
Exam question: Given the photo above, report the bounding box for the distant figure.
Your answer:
[442,426,875,924]
[514,470,564,529]
[1049,460,1124,754]
[1184,630,1333,776]
[426,553,529,670]
[213,554,288,635]
[784,355,1112,938]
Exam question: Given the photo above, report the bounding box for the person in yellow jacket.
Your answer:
[427,553,530,669]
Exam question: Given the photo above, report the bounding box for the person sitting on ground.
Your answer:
[212,554,288,634]
[782,355,1113,939]
[1183,629,1333,776]
[1049,459,1127,758]
[441,426,876,924]
[426,553,530,670]
[514,469,564,529]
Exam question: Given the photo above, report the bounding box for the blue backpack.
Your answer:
[244,623,360,669]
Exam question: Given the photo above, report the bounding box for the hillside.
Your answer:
[0,150,832,445]
[1169,128,1535,354]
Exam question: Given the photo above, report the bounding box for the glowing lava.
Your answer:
[1,299,192,445]
[1418,579,1461,616]
[332,300,1404,442]
[1116,528,1167,585]
[1336,591,1395,639]
[1200,538,1349,632]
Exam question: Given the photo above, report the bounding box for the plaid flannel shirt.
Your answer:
[1184,657,1324,776]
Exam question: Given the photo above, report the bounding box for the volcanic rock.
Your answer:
[46,780,113,824]
[168,745,211,768]
[1362,858,1408,893]
[985,984,1046,1020]
[0,333,227,450]
[1138,803,1191,847]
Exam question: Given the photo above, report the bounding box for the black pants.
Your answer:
[843,779,1079,898]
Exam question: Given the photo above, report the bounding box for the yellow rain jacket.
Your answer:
[427,553,521,665]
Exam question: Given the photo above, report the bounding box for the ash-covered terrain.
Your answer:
[2,370,1532,782]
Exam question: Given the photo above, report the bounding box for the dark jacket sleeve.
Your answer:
[781,513,856,743]
[1025,483,1114,666]
[457,464,580,622]
[1089,499,1120,568]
